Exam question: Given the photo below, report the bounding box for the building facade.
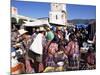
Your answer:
[11,7,18,15]
[49,3,67,26]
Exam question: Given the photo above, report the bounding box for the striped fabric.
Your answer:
[25,59,34,73]
[48,43,58,52]
[45,55,56,67]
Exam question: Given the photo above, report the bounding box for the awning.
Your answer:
[23,20,51,27]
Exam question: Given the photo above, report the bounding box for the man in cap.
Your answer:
[18,29,32,50]
[32,28,37,40]
[17,29,34,73]
[30,27,46,72]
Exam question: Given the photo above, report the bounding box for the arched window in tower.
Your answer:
[62,14,64,19]
[56,15,58,20]
[61,11,66,19]
[62,13,66,20]
[56,5,58,8]
[55,4,58,11]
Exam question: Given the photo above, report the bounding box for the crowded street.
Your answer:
[11,22,96,74]
[11,1,96,74]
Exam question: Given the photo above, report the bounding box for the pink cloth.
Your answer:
[25,59,34,73]
[49,43,58,51]
[65,41,79,55]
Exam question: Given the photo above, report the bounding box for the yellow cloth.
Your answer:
[55,67,64,71]
[43,66,64,72]
[43,67,55,72]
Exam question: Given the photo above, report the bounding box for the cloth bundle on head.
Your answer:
[39,27,46,32]
[46,31,54,41]
[46,27,50,31]
[57,27,62,31]
[18,29,28,36]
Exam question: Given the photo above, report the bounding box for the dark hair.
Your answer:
[69,33,75,41]
[52,35,59,43]
[88,47,94,53]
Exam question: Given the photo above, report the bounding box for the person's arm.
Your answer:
[65,42,71,55]
[44,40,51,50]
[93,34,96,44]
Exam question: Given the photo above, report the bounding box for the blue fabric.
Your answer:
[11,47,16,52]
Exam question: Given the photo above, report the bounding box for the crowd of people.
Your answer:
[11,23,96,74]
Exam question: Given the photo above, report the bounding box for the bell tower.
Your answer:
[49,3,67,26]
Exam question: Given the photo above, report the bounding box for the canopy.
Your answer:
[23,20,51,27]
[75,24,88,29]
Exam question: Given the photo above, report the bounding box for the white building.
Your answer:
[49,3,67,26]
[11,7,50,28]
[11,7,36,23]
[11,7,18,15]
[11,4,68,27]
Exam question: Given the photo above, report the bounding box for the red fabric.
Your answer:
[87,53,95,65]
[48,43,58,54]
[65,41,79,55]
[25,59,33,73]
[39,63,44,72]
[49,43,58,51]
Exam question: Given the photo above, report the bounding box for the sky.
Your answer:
[11,0,96,20]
